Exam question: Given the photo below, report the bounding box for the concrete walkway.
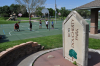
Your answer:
[9,33,100,66]
[21,20,38,22]
[89,33,100,39]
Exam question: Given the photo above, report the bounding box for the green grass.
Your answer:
[0,17,41,24]
[0,19,62,24]
[0,17,40,20]
[0,34,100,52]
[0,20,29,24]
[0,17,63,24]
[0,34,62,52]
[89,38,100,49]
[0,17,9,20]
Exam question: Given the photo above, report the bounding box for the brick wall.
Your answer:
[0,41,44,66]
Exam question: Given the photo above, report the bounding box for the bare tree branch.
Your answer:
[16,0,23,5]
[23,0,30,4]
[16,0,46,21]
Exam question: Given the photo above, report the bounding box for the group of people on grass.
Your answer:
[14,19,54,31]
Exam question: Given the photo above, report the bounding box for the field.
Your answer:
[0,20,62,43]
[0,17,100,52]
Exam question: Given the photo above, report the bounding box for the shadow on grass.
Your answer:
[88,51,100,66]
[0,35,9,43]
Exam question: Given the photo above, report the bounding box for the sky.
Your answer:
[0,0,94,9]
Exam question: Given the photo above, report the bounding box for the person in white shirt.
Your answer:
[45,20,49,29]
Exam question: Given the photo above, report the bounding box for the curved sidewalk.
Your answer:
[89,33,100,39]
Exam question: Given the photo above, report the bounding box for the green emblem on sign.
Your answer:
[69,49,77,61]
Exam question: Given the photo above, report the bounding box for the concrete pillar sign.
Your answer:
[62,11,89,66]
[90,9,98,34]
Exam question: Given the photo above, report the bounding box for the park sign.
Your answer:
[62,11,89,66]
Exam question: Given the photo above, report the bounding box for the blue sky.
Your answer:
[0,0,94,9]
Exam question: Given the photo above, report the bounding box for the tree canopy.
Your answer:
[0,3,91,19]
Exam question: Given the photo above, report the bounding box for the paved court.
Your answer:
[0,21,62,43]
[1,20,100,43]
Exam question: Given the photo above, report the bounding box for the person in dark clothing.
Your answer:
[39,20,42,29]
[14,23,20,31]
[0,35,2,39]
[29,21,32,31]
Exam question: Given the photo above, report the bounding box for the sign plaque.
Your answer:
[62,11,89,66]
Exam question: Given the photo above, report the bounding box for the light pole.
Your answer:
[55,0,56,24]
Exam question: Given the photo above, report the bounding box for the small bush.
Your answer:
[73,61,77,65]
[0,17,9,20]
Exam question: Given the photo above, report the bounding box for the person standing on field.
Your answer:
[39,20,42,29]
[45,19,48,29]
[51,20,54,29]
[29,20,32,31]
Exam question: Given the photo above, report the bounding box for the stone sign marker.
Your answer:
[62,11,89,66]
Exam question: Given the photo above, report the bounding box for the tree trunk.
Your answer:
[72,57,73,61]
[29,11,31,22]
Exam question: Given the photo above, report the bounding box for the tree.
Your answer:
[48,8,54,16]
[0,4,29,17]
[69,49,77,61]
[10,4,28,16]
[0,5,10,17]
[10,4,18,14]
[16,0,46,21]
[2,5,10,13]
[60,7,71,18]
[35,6,45,17]
[17,5,26,14]
[76,10,90,19]
[60,7,66,18]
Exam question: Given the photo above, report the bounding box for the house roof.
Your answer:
[75,0,100,9]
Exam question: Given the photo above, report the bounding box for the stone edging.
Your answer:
[89,48,100,54]
[0,41,43,66]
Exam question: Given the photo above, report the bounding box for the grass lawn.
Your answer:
[0,17,63,24]
[0,34,100,52]
[0,20,29,24]
[0,17,41,24]
[89,38,100,49]
[0,34,62,52]
[17,17,40,20]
